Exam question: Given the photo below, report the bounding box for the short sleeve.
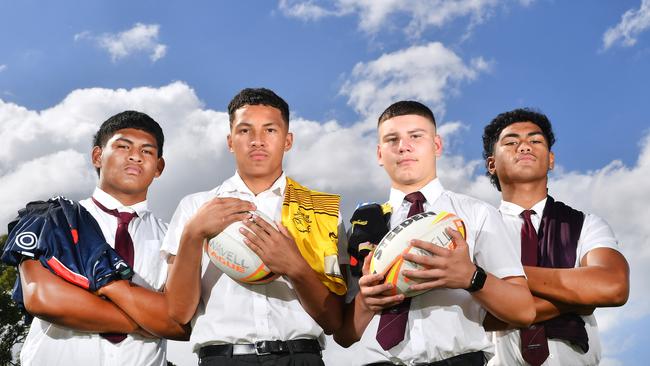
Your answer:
[576,213,620,264]
[473,205,525,279]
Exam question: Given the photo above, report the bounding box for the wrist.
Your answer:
[466,265,487,293]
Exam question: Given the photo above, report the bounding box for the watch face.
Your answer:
[468,265,487,292]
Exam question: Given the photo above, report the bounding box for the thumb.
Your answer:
[445,227,467,251]
[276,222,293,239]
[362,247,374,276]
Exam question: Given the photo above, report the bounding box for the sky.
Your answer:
[1,0,650,365]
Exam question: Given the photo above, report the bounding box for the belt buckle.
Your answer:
[254,341,272,356]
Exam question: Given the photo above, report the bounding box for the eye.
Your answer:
[266,128,277,133]
[142,149,154,155]
[117,144,129,150]
[238,128,249,134]
[410,134,422,140]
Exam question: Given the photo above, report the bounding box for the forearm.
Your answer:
[525,263,628,307]
[333,293,375,347]
[473,275,535,328]
[20,260,138,333]
[100,280,190,340]
[287,260,343,334]
[165,230,204,324]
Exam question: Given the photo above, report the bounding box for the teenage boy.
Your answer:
[335,101,535,366]
[17,111,187,366]
[163,88,347,366]
[482,108,629,366]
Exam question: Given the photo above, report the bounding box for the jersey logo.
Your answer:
[15,232,38,250]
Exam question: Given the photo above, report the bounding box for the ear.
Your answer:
[433,134,443,157]
[376,144,384,166]
[486,156,496,175]
[227,134,233,153]
[284,131,293,151]
[91,146,103,169]
[549,151,555,170]
[155,157,165,178]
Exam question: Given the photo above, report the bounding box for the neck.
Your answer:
[240,171,283,195]
[501,180,547,209]
[393,177,435,195]
[98,186,146,207]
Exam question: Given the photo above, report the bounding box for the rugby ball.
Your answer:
[369,211,466,297]
[207,210,280,284]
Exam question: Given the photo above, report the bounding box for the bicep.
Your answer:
[581,247,629,274]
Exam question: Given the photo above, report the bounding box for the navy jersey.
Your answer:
[1,196,133,307]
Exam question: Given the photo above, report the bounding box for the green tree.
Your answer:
[1,234,29,366]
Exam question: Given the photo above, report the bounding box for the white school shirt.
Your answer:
[488,198,620,366]
[20,187,169,366]
[353,178,524,365]
[161,171,348,353]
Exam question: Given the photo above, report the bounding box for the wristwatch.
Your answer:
[466,265,487,292]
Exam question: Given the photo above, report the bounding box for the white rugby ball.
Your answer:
[369,211,466,297]
[207,210,280,284]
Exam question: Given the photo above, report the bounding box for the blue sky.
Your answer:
[1,1,650,365]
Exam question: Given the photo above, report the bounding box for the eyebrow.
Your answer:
[234,121,281,127]
[381,128,428,138]
[114,137,157,150]
[501,131,544,139]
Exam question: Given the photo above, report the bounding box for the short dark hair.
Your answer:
[377,100,436,127]
[93,110,164,158]
[227,88,290,128]
[482,108,555,191]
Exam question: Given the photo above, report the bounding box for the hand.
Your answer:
[402,228,476,292]
[239,214,308,277]
[357,253,404,312]
[97,279,129,298]
[185,197,255,240]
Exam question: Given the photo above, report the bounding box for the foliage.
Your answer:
[0,234,29,366]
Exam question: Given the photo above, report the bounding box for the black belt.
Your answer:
[365,351,485,366]
[199,339,321,358]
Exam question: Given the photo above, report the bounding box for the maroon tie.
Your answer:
[376,191,426,350]
[520,209,549,366]
[93,197,137,343]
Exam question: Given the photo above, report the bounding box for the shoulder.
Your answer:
[442,190,499,216]
[178,187,221,208]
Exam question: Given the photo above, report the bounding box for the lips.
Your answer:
[249,150,269,160]
[516,154,536,163]
[397,158,417,166]
[124,165,142,175]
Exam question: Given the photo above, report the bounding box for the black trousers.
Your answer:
[199,353,325,366]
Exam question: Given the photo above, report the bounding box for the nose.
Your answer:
[398,138,412,153]
[250,130,265,148]
[518,141,532,152]
[128,150,143,163]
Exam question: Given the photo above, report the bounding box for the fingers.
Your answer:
[358,275,405,311]
[445,227,467,249]
[361,250,373,276]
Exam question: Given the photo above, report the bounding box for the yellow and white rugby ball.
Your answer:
[369,211,466,297]
[207,210,280,284]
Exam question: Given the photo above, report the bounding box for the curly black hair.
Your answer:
[482,108,555,191]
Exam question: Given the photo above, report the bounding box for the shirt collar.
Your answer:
[388,178,444,209]
[92,187,148,215]
[220,171,286,197]
[499,197,548,218]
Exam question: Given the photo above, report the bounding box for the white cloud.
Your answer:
[0,64,7,72]
[603,0,650,50]
[2,80,647,365]
[279,0,525,37]
[340,42,490,119]
[75,23,167,62]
